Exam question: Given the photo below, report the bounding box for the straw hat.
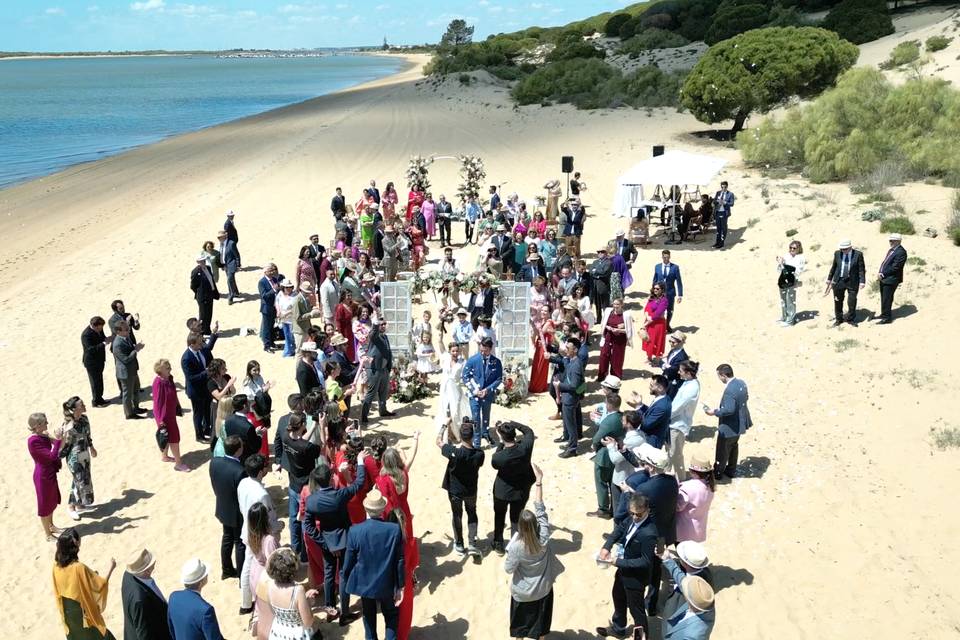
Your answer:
[676,541,710,570]
[688,455,712,473]
[363,489,387,516]
[600,375,622,391]
[456,308,468,315]
[299,281,315,294]
[180,558,208,586]
[361,273,376,283]
[564,299,578,311]
[616,230,625,237]
[280,279,294,289]
[838,239,852,249]
[300,342,318,353]
[668,330,687,344]
[637,443,668,469]
[226,211,235,217]
[526,253,540,262]
[681,575,715,611]
[126,548,156,576]
[888,233,902,241]
[496,224,506,232]
[385,224,395,233]
[330,333,348,347]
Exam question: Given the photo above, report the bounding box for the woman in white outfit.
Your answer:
[434,340,471,436]
[776,240,806,326]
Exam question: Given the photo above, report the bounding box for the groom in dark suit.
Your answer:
[121,548,171,640]
[190,255,220,335]
[875,233,908,324]
[704,363,752,480]
[825,239,866,326]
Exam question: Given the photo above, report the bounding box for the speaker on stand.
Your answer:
[653,145,665,157]
[562,155,574,200]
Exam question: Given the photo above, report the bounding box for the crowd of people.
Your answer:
[28,169,909,640]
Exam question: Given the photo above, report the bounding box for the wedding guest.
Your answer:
[712,180,735,248]
[587,394,623,520]
[637,375,671,448]
[825,239,866,326]
[550,338,584,459]
[436,194,454,247]
[52,528,117,640]
[246,503,280,640]
[659,547,716,639]
[225,395,262,464]
[28,412,64,541]
[276,410,321,563]
[539,229,558,271]
[590,248,613,323]
[491,421,536,555]
[209,436,246,580]
[238,454,284,615]
[190,254,220,336]
[276,279,298,357]
[597,298,633,381]
[206,358,236,440]
[704,364,752,481]
[641,283,668,365]
[437,420,485,555]
[505,463,559,640]
[383,182,399,218]
[224,209,240,264]
[605,411,645,517]
[217,229,240,305]
[121,547,171,640]
[661,331,689,399]
[631,444,678,614]
[263,547,320,639]
[112,320,146,420]
[676,457,716,543]
[58,397,96,522]
[668,360,701,481]
[257,263,281,352]
[776,239,806,326]
[168,558,225,640]
[293,281,322,350]
[876,233,908,324]
[81,316,110,408]
[151,359,189,472]
[240,360,274,401]
[201,240,221,285]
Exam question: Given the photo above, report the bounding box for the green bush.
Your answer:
[948,191,960,246]
[879,216,916,235]
[641,12,676,30]
[458,73,471,85]
[822,0,893,45]
[682,27,859,133]
[619,28,690,53]
[925,35,952,53]
[605,13,633,37]
[546,36,605,62]
[740,67,960,182]
[879,40,920,69]
[704,4,771,45]
[619,16,643,39]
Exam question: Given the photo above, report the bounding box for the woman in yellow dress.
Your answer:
[52,528,117,639]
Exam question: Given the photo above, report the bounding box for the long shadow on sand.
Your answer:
[711,564,755,592]
[736,456,770,479]
[411,613,469,639]
[686,424,716,444]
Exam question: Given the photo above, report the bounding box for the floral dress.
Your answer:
[353,318,372,386]
[59,416,94,508]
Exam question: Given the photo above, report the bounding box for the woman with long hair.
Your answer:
[247,503,280,640]
[57,397,96,521]
[504,464,559,640]
[151,359,189,471]
[295,245,318,301]
[28,412,64,540]
[334,290,356,362]
[241,360,275,400]
[528,307,554,394]
[538,228,558,271]
[375,437,421,640]
[206,358,236,440]
[352,303,373,396]
[382,181,399,219]
[201,240,221,284]
[597,298,633,381]
[211,393,235,458]
[572,283,595,330]
[676,455,716,543]
[642,282,669,365]
[422,192,437,240]
[52,528,117,639]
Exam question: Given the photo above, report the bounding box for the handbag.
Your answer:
[155,427,169,451]
[778,264,796,289]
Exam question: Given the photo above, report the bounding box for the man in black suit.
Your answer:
[551,338,585,458]
[209,435,246,579]
[81,316,110,408]
[490,421,535,554]
[825,239,866,326]
[331,187,347,216]
[295,342,322,396]
[596,493,658,639]
[190,254,220,336]
[468,281,495,331]
[613,229,638,265]
[590,247,613,323]
[368,179,381,204]
[224,395,261,464]
[633,444,679,615]
[223,210,240,267]
[373,224,386,262]
[181,332,216,442]
[492,224,514,270]
[573,259,593,303]
[217,229,241,304]
[121,547,171,640]
[561,198,586,257]
[361,313,396,425]
[875,233,908,324]
[436,194,454,247]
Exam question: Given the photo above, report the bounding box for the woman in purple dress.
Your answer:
[27,412,64,541]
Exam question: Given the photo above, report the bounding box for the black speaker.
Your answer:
[561,156,574,173]
[652,145,665,157]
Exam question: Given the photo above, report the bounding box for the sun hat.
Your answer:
[527,253,540,262]
[636,443,668,469]
[888,233,902,241]
[616,230,625,237]
[299,281,314,294]
[838,240,852,249]
[668,330,687,344]
[676,541,710,570]
[363,489,387,516]
[564,300,578,311]
[361,273,376,283]
[601,375,622,391]
[370,203,380,210]
[330,333,348,347]
[126,548,156,576]
[180,558,208,586]
[456,308,468,315]
[688,455,712,473]
[681,575,715,611]
[226,210,235,217]
[280,279,294,288]
[496,224,506,231]
[299,342,318,353]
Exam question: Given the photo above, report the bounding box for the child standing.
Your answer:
[415,332,438,383]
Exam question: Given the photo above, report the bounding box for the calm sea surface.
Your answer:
[0,54,405,189]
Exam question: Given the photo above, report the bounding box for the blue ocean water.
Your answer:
[0,54,405,189]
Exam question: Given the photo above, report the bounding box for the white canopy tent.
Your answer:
[612,150,728,218]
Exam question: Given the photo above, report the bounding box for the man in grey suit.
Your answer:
[217,230,241,304]
[659,547,716,639]
[381,225,400,282]
[113,320,146,420]
[360,312,396,426]
[550,337,584,459]
[704,363,752,481]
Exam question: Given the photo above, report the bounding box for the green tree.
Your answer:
[821,0,892,45]
[604,13,632,37]
[703,4,771,45]
[681,26,858,134]
[440,19,475,49]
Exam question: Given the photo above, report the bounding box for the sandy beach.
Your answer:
[4,18,960,638]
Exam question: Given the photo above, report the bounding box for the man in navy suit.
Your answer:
[190,255,220,336]
[217,230,240,305]
[303,451,369,622]
[549,338,585,458]
[825,239,866,326]
[632,444,678,615]
[224,395,261,464]
[368,179,381,204]
[712,181,735,248]
[638,375,671,448]
[461,338,502,447]
[492,224,515,269]
[257,263,281,353]
[875,233,908,324]
[343,489,405,640]
[561,198,585,257]
[704,363,752,480]
[209,436,247,580]
[653,250,684,330]
[223,210,240,266]
[360,314,395,426]
[167,558,225,640]
[181,332,217,442]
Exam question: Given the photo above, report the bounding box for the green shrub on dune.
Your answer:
[619,28,690,53]
[879,40,920,69]
[821,0,893,45]
[926,35,952,53]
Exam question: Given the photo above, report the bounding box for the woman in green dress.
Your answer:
[359,205,375,251]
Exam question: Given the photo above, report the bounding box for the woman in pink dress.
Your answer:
[531,211,548,238]
[356,188,375,217]
[375,434,420,640]
[406,186,425,224]
[676,456,716,543]
[382,182,399,219]
[151,359,189,472]
[27,412,63,541]
[642,283,669,364]
[422,193,437,240]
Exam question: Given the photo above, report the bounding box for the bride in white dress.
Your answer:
[434,340,471,435]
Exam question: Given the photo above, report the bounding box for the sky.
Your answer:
[1,0,639,52]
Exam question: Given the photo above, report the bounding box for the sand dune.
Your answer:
[3,14,960,638]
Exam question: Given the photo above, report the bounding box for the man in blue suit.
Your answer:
[653,249,684,330]
[303,452,369,623]
[461,338,502,448]
[343,489,405,640]
[167,558,225,640]
[633,444,679,615]
[257,263,281,353]
[549,338,585,458]
[181,332,217,442]
[217,229,240,304]
[638,375,671,448]
[712,181,735,249]
[704,363,752,480]
[223,210,240,266]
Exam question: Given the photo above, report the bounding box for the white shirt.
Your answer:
[237,477,281,544]
[670,378,701,435]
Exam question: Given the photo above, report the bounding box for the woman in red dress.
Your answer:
[334,434,381,524]
[375,433,421,640]
[406,185,425,224]
[406,224,426,271]
[597,297,634,380]
[334,290,356,362]
[528,307,554,393]
[382,182,399,219]
[151,359,189,472]
[642,283,669,365]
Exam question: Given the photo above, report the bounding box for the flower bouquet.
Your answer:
[457,155,486,204]
[390,354,434,404]
[406,155,433,191]
[495,356,530,408]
